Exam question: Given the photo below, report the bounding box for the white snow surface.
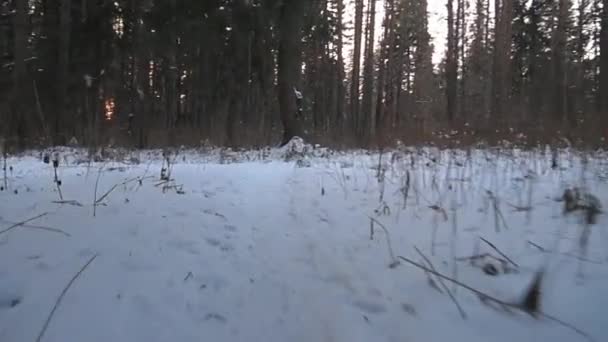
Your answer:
[1,146,607,342]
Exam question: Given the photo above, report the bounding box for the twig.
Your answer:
[53,166,63,201]
[414,246,467,319]
[52,200,83,207]
[3,144,8,190]
[95,176,146,204]
[369,217,398,266]
[480,237,519,268]
[0,213,49,235]
[527,240,545,252]
[93,167,103,217]
[507,202,533,212]
[36,254,98,342]
[542,311,597,342]
[0,220,70,237]
[396,255,595,342]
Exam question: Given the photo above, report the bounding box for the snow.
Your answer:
[1,146,607,342]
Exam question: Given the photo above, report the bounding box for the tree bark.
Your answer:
[600,0,608,113]
[350,0,364,134]
[57,0,71,142]
[361,0,376,141]
[278,0,305,145]
[446,0,457,123]
[10,0,29,144]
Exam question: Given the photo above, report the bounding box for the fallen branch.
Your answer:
[52,200,83,207]
[480,237,519,268]
[414,246,466,319]
[396,255,595,342]
[507,202,533,212]
[0,213,49,235]
[36,253,98,342]
[527,240,545,252]
[0,221,70,237]
[95,176,147,204]
[93,167,103,217]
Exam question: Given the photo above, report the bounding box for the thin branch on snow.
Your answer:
[396,255,596,342]
[0,220,70,237]
[480,237,519,268]
[52,200,84,207]
[527,240,545,252]
[93,167,103,217]
[0,213,49,235]
[96,176,152,204]
[36,254,98,342]
[369,217,399,267]
[414,246,467,319]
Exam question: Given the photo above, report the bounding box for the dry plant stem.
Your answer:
[0,213,49,235]
[369,217,397,264]
[95,176,151,204]
[480,237,519,268]
[93,167,103,217]
[402,170,410,209]
[431,214,438,256]
[451,208,459,293]
[53,167,63,201]
[20,225,70,237]
[527,240,545,252]
[36,254,98,342]
[3,149,7,190]
[414,246,467,319]
[52,200,83,207]
[396,255,595,342]
[0,220,70,237]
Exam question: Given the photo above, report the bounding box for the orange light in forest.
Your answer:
[104,98,115,121]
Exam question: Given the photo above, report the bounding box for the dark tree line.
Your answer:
[1,0,607,149]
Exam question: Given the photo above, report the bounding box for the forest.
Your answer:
[0,0,607,148]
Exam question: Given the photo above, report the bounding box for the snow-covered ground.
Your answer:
[1,145,607,342]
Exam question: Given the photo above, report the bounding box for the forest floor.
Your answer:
[0,143,607,342]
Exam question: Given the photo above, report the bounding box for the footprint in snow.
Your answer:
[223,224,237,233]
[0,283,23,310]
[0,296,21,309]
[205,238,234,252]
[205,238,221,247]
[204,313,227,323]
[353,300,387,314]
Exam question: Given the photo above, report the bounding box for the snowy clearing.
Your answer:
[1,146,607,342]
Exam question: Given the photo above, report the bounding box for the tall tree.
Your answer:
[56,0,71,142]
[10,0,29,143]
[351,0,364,133]
[446,0,457,122]
[550,0,571,123]
[492,0,513,121]
[278,0,306,145]
[413,0,435,132]
[601,0,608,112]
[361,0,376,140]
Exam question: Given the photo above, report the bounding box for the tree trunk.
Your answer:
[56,0,71,142]
[335,0,346,134]
[350,0,364,134]
[10,0,29,144]
[601,0,608,113]
[446,0,457,123]
[361,0,376,141]
[278,0,305,145]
